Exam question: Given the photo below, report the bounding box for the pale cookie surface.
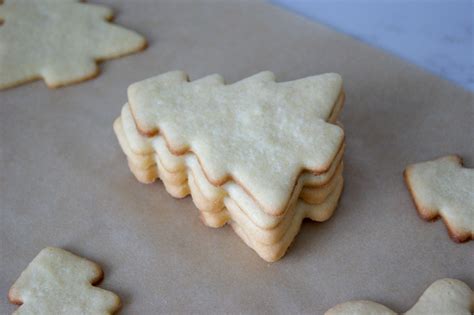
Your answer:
[9,247,120,315]
[404,155,474,242]
[0,0,146,89]
[325,278,473,315]
[128,71,344,215]
[114,106,344,229]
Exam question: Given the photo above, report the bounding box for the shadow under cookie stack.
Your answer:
[114,71,346,262]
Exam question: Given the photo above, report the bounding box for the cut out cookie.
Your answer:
[0,0,146,89]
[128,71,345,215]
[325,278,473,315]
[115,71,346,261]
[404,155,473,242]
[9,247,121,315]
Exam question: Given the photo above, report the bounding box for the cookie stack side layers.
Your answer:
[115,105,345,228]
[114,115,344,261]
[114,71,346,262]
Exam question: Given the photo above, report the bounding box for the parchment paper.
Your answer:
[1,1,472,314]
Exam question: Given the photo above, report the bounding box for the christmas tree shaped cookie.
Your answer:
[128,71,344,214]
[404,155,474,242]
[9,247,121,315]
[0,0,146,89]
[114,71,346,261]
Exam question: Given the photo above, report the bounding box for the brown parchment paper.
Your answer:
[1,1,473,314]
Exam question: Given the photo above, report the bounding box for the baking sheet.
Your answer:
[1,1,472,314]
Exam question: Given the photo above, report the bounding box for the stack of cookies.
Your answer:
[113,71,346,262]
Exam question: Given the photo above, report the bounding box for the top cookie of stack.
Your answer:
[113,71,345,262]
